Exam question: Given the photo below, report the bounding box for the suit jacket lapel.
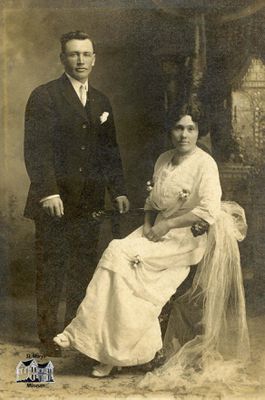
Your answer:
[60,74,88,121]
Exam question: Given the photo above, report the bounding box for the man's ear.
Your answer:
[92,54,96,67]
[60,53,65,65]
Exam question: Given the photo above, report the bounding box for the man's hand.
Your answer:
[145,220,170,242]
[42,197,64,218]
[115,196,130,214]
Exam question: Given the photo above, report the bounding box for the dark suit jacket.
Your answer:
[24,73,126,219]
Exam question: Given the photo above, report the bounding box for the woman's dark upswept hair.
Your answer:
[60,31,95,53]
[166,102,207,138]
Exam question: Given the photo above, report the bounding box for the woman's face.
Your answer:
[171,115,198,155]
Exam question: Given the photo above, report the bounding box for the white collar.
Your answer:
[65,73,88,91]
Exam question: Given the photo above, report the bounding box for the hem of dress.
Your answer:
[66,327,162,367]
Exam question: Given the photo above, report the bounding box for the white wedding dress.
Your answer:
[58,147,222,366]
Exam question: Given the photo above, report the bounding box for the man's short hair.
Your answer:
[60,31,95,53]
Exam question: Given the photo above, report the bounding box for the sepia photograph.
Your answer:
[1,1,265,399]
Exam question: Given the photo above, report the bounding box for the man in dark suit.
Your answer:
[24,31,129,356]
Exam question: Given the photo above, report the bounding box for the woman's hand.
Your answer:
[143,223,152,238]
[145,220,170,242]
[142,210,157,238]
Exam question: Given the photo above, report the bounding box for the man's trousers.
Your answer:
[34,213,100,343]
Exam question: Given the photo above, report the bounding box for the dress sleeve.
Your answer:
[144,195,155,211]
[191,158,222,225]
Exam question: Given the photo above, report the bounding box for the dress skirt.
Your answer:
[62,222,207,366]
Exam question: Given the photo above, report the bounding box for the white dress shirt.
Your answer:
[65,73,88,103]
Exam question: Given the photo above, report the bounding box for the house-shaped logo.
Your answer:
[16,358,54,383]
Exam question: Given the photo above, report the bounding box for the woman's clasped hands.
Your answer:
[143,219,171,242]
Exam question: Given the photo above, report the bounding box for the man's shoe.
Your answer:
[40,340,62,357]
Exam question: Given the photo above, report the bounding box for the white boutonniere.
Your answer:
[100,111,109,124]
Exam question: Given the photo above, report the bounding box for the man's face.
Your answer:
[60,39,95,83]
[171,115,198,155]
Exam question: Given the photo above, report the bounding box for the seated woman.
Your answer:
[139,198,249,393]
[54,110,223,377]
